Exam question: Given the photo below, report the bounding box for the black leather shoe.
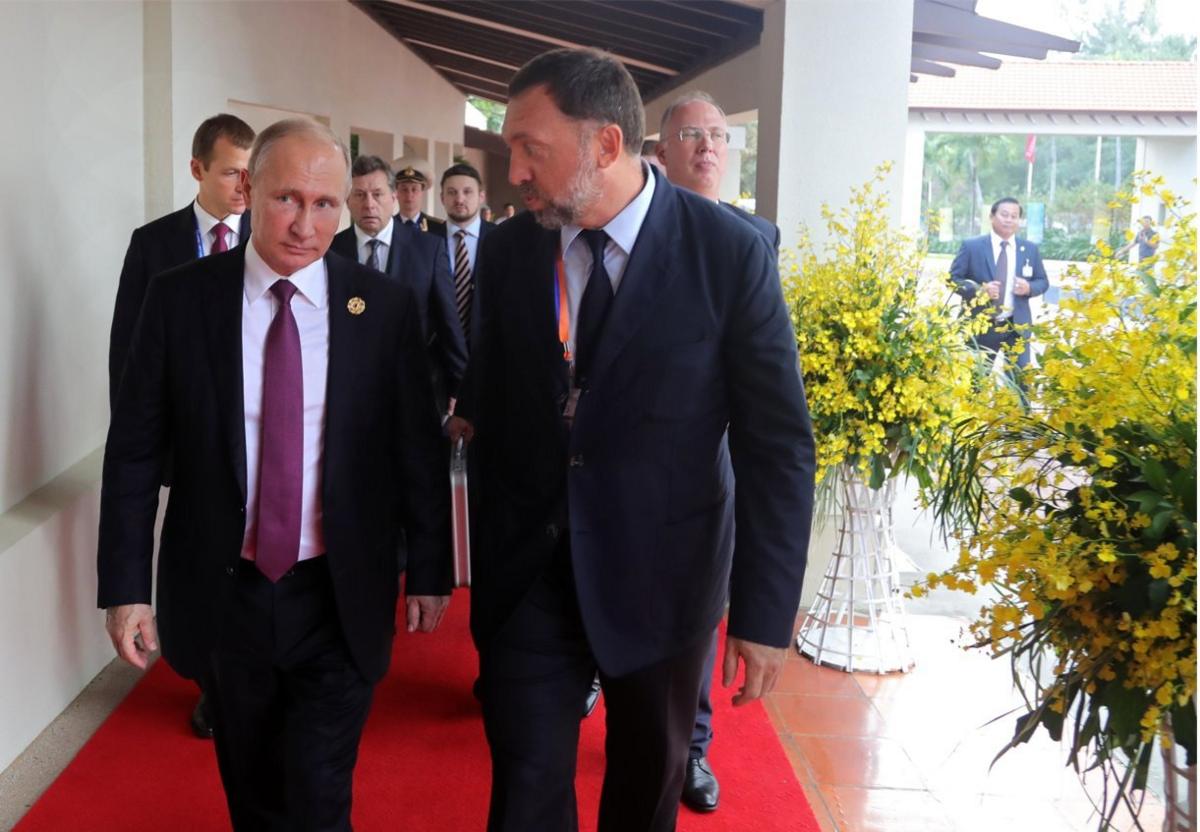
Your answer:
[681,756,719,812]
[583,675,602,718]
[190,693,214,739]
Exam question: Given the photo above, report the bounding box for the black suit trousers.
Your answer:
[479,541,710,832]
[204,557,374,832]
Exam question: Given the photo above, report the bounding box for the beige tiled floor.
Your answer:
[765,614,1167,832]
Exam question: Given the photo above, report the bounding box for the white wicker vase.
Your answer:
[1163,714,1197,832]
[795,463,915,674]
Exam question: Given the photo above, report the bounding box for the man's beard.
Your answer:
[447,207,476,224]
[522,147,602,231]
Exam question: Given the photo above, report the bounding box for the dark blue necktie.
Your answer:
[574,229,613,387]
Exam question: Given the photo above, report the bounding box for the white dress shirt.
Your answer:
[354,218,395,268]
[445,214,483,276]
[990,231,1017,313]
[558,163,656,362]
[193,200,244,256]
[240,241,329,563]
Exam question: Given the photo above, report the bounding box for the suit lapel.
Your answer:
[324,256,364,493]
[202,249,249,503]
[588,169,681,387]
[982,236,996,280]
[387,222,408,282]
[525,226,569,397]
[238,211,252,240]
[174,204,200,263]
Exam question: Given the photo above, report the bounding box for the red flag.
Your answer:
[1024,135,1037,163]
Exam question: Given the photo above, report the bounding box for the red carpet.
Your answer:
[17,590,818,831]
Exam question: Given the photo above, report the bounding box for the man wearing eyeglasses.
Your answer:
[654,90,781,814]
[656,92,779,256]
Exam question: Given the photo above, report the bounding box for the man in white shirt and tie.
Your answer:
[427,162,496,346]
[107,112,255,740]
[330,155,467,415]
[950,196,1050,372]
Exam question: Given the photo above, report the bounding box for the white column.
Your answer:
[757,0,915,249]
[900,121,927,232]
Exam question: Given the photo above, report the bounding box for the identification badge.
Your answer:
[563,386,582,421]
[1021,262,1033,277]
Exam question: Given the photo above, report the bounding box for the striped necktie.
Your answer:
[453,230,472,340]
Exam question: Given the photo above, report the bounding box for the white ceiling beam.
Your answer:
[912,42,1001,69]
[912,58,957,78]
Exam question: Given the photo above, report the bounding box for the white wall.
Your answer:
[0,1,145,773]
[0,0,466,776]
[167,0,464,209]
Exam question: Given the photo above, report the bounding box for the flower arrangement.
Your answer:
[917,176,1196,828]
[781,163,983,489]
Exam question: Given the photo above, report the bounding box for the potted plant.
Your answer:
[917,177,1196,829]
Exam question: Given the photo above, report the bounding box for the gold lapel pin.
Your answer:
[347,296,366,315]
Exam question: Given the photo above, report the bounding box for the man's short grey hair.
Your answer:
[248,118,351,191]
[658,90,727,137]
[351,154,396,189]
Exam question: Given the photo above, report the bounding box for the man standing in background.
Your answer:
[427,162,495,346]
[393,164,445,233]
[107,112,255,739]
[331,154,466,415]
[950,196,1050,373]
[653,89,781,814]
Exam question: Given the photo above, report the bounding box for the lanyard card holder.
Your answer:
[450,437,471,587]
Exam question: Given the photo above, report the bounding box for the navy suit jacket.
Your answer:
[459,167,815,676]
[949,234,1049,327]
[330,221,467,398]
[109,204,251,409]
[722,201,781,251]
[97,249,451,683]
[427,218,496,348]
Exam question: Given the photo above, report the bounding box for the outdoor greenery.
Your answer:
[782,164,983,491]
[922,133,1138,259]
[1078,0,1197,60]
[916,176,1196,830]
[467,95,506,133]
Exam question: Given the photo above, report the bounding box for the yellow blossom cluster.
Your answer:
[916,175,1196,825]
[782,164,982,489]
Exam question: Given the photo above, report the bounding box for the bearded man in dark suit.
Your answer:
[450,48,814,832]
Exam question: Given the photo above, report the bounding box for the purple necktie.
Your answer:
[254,280,303,582]
[213,221,232,254]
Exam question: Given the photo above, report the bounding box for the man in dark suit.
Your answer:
[110,113,255,411]
[653,89,782,814]
[450,48,814,832]
[99,119,451,831]
[331,154,467,415]
[107,113,255,739]
[950,196,1050,372]
[425,162,496,347]
[393,164,445,233]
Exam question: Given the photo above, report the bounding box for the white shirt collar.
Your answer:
[398,211,422,225]
[447,214,482,239]
[243,239,328,309]
[193,199,242,236]
[990,230,1016,249]
[560,161,656,258]
[354,218,394,249]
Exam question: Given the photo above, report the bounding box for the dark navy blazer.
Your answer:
[949,233,1049,327]
[459,167,815,676]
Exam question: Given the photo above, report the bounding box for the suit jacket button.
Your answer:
[225,566,235,576]
[569,454,584,468]
[545,523,559,539]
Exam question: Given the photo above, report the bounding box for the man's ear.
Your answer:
[239,169,252,203]
[595,123,626,170]
[190,158,204,183]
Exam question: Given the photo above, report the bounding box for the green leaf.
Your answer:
[1008,487,1035,511]
[1128,489,1163,515]
[1146,509,1174,543]
[868,455,886,489]
[1139,272,1161,297]
[1141,458,1169,493]
[1148,579,1171,611]
[1132,743,1154,791]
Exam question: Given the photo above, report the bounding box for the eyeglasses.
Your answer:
[677,126,730,145]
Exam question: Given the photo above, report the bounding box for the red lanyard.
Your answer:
[554,248,571,361]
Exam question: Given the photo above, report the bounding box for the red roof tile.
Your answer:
[908,59,1197,112]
